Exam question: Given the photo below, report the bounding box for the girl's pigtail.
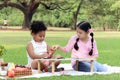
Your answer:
[89,29,94,56]
[74,38,79,50]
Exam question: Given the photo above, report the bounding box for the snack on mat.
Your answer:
[7,64,32,77]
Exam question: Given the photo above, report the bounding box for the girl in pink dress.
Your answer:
[53,21,107,72]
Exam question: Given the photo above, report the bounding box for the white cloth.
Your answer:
[27,39,47,67]
[1,64,120,79]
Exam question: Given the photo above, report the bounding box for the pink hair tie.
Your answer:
[89,29,93,33]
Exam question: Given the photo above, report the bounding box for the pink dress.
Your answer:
[62,35,98,66]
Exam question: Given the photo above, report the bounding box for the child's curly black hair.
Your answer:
[30,21,47,34]
[74,21,94,56]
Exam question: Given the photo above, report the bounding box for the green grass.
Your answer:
[0,31,120,80]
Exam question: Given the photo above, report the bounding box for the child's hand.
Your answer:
[47,49,55,58]
[52,45,60,50]
[49,49,55,55]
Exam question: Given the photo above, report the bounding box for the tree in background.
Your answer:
[0,0,73,29]
[0,0,120,31]
[79,0,115,31]
[110,0,120,31]
[72,0,83,30]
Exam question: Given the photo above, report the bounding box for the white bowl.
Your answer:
[0,70,7,76]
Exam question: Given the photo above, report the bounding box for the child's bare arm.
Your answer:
[26,43,48,59]
[52,45,66,52]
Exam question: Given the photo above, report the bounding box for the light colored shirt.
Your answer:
[62,35,98,66]
[27,39,47,67]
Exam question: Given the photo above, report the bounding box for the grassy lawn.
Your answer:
[0,31,120,80]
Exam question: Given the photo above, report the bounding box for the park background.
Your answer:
[0,0,120,80]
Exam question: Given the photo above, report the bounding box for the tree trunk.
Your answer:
[72,0,83,30]
[103,23,106,31]
[22,12,33,29]
[72,12,77,30]
[116,10,119,31]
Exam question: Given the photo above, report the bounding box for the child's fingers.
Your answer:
[49,48,55,54]
[52,46,58,50]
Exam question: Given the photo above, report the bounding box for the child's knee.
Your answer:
[31,60,38,69]
[55,60,61,66]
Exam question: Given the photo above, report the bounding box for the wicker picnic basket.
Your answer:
[14,70,32,76]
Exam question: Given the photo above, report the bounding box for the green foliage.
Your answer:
[117,19,120,31]
[0,7,23,26]
[32,8,72,27]
[110,0,120,11]
[0,45,7,57]
[0,0,120,30]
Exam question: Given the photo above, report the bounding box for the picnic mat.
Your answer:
[1,63,120,79]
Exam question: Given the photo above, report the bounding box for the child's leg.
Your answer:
[54,55,61,68]
[94,61,108,72]
[31,60,48,71]
[51,54,61,68]
[78,62,91,72]
[73,61,97,72]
